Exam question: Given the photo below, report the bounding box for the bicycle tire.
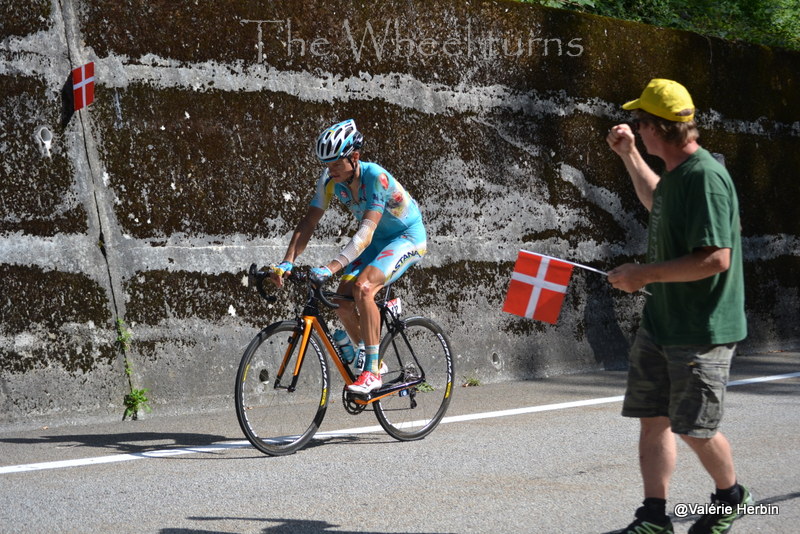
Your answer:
[235,320,330,456]
[374,316,454,441]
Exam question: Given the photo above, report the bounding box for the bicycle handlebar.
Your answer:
[247,263,341,309]
[299,271,340,310]
[248,263,277,303]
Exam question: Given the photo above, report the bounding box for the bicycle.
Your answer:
[235,263,455,456]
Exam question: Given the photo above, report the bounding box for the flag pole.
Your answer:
[520,250,652,296]
[521,250,609,276]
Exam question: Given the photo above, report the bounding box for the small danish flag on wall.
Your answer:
[502,250,574,324]
[72,62,95,111]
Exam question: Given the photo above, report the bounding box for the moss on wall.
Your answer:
[124,269,279,325]
[0,0,50,40]
[94,83,644,247]
[744,256,800,343]
[81,0,798,123]
[0,264,114,374]
[0,264,109,335]
[93,84,334,239]
[702,129,800,236]
[0,75,86,236]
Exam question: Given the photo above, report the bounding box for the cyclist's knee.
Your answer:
[354,277,381,304]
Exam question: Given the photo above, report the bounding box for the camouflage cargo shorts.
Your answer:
[622,328,736,438]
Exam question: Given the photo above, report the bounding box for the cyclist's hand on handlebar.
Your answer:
[269,261,293,288]
[309,266,332,286]
[274,261,293,277]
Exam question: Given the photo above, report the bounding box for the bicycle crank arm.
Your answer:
[352,377,425,405]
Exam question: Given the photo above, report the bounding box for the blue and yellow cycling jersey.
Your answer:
[310,161,427,285]
[310,161,423,241]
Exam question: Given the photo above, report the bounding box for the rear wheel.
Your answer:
[235,321,329,455]
[374,316,454,440]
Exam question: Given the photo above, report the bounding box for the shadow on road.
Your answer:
[163,516,456,534]
[0,431,229,454]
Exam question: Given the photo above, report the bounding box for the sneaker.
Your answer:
[612,507,674,534]
[347,371,382,394]
[688,485,754,534]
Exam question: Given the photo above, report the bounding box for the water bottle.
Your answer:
[333,329,355,364]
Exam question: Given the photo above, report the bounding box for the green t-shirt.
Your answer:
[642,148,747,345]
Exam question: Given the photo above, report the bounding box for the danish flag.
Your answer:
[502,251,574,324]
[72,62,95,111]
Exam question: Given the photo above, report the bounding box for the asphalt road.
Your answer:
[1,351,798,534]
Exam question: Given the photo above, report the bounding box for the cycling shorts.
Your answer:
[341,222,427,286]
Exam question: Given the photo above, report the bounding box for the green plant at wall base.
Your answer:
[114,318,153,419]
[462,375,481,387]
[116,318,132,352]
[418,381,435,392]
[123,388,152,421]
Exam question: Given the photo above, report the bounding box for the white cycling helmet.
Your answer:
[315,119,364,163]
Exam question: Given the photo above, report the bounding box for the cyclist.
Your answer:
[270,119,427,394]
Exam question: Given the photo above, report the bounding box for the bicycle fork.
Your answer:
[274,318,316,392]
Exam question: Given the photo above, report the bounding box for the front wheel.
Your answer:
[374,316,454,441]
[235,320,330,456]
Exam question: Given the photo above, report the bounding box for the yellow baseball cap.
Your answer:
[623,79,695,122]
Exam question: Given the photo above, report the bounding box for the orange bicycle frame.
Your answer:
[277,315,407,406]
[277,316,356,391]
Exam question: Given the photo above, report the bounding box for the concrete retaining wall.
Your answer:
[2,0,798,426]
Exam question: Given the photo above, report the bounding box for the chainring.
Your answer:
[342,387,367,415]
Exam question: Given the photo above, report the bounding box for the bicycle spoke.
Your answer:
[235,321,329,455]
[374,317,454,441]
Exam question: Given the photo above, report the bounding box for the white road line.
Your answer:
[0,443,251,474]
[2,371,798,475]
[728,372,800,386]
